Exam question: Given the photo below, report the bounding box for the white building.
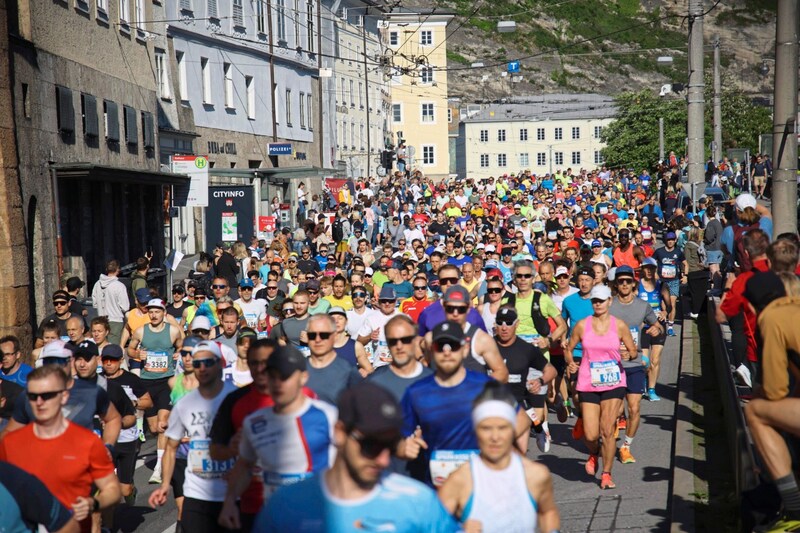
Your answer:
[456,94,617,179]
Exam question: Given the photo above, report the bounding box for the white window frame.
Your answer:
[155,50,170,100]
[421,102,435,124]
[479,129,488,143]
[232,0,243,27]
[554,127,563,140]
[201,57,212,104]
[392,103,402,123]
[420,30,432,46]
[176,51,188,101]
[497,129,506,142]
[119,0,130,24]
[293,0,301,46]
[97,0,108,15]
[360,123,365,149]
[519,153,529,167]
[537,127,545,141]
[246,76,255,119]
[422,144,435,166]
[572,126,580,140]
[307,94,313,131]
[389,31,399,46]
[537,152,546,166]
[276,0,286,42]
[497,154,507,167]
[257,0,266,34]
[349,79,354,107]
[420,67,433,84]
[572,151,581,165]
[480,154,489,168]
[299,91,305,128]
[306,0,315,52]
[223,62,234,109]
[519,128,528,141]
[350,121,355,149]
[358,82,363,108]
[286,89,292,126]
[555,152,564,165]
[594,150,603,164]
[594,125,603,139]
[134,0,144,29]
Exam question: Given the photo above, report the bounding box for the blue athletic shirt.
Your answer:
[561,292,594,359]
[401,371,492,484]
[254,472,459,533]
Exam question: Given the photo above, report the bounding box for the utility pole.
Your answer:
[361,14,372,178]
[659,117,665,163]
[713,36,722,165]
[771,0,798,234]
[686,0,705,191]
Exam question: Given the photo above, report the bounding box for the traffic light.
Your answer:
[380,150,396,171]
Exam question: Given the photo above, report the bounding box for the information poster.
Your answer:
[221,212,238,242]
[171,155,209,207]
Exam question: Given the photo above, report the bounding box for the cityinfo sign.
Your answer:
[172,155,209,207]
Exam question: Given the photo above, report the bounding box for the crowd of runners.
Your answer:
[0,159,789,532]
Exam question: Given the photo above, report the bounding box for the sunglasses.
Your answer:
[352,291,367,298]
[195,295,207,300]
[617,278,635,285]
[241,287,254,291]
[211,284,228,289]
[307,290,319,295]
[101,356,122,363]
[444,305,468,314]
[439,278,459,286]
[53,301,69,306]
[307,331,333,340]
[591,298,608,305]
[350,431,400,460]
[515,273,533,279]
[387,335,416,347]
[432,340,462,352]
[27,390,64,402]
[267,286,278,290]
[283,309,295,315]
[496,319,517,327]
[486,287,503,294]
[179,349,194,357]
[192,358,218,369]
[413,285,427,290]
[193,329,210,335]
[379,299,396,305]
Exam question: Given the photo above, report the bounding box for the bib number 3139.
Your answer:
[590,360,621,387]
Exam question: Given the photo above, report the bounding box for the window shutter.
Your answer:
[179,0,191,10]
[83,94,98,138]
[56,86,75,133]
[124,105,138,145]
[143,111,155,148]
[207,0,217,18]
[105,100,119,142]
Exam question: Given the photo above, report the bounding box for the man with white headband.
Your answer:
[439,381,561,533]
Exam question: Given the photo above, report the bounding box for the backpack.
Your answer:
[503,290,551,336]
[332,217,345,243]
[732,222,759,272]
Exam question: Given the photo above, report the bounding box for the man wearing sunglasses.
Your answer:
[609,266,663,465]
[345,286,377,340]
[357,286,403,369]
[149,341,236,531]
[400,275,434,323]
[305,315,362,405]
[219,344,337,531]
[0,365,121,532]
[417,264,488,336]
[35,290,76,347]
[275,291,311,357]
[235,278,267,330]
[305,279,331,316]
[256,381,458,532]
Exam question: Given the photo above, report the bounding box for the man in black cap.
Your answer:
[253,381,459,532]
[218,344,337,531]
[65,276,88,318]
[35,290,75,347]
[166,284,188,322]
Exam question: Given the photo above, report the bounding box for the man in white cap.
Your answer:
[720,192,774,271]
[358,286,403,369]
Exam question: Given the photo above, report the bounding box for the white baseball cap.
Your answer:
[590,284,612,300]
[555,266,570,277]
[735,193,757,211]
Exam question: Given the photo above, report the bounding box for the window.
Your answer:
[207,0,217,18]
[420,30,432,46]
[231,0,243,26]
[448,108,452,123]
[56,86,74,133]
[350,122,355,148]
[223,63,234,108]
[497,154,507,167]
[571,151,581,165]
[360,124,365,149]
[349,80,354,106]
[306,0,315,52]
[519,153,529,167]
[480,154,489,167]
[341,120,347,147]
[81,93,98,138]
[594,150,603,164]
[246,76,255,119]
[358,82,363,108]
[479,129,488,143]
[201,57,211,104]
[276,0,286,42]
[594,125,603,139]
[554,127,562,140]
[142,111,155,148]
[97,0,108,14]
[293,0,300,46]
[422,145,435,165]
[420,67,433,84]
[392,104,402,123]
[519,128,528,141]
[299,91,305,128]
[104,100,119,142]
[176,51,187,101]
[537,152,546,166]
[389,31,399,46]
[134,0,144,33]
[571,126,580,140]
[307,94,313,130]
[285,89,292,125]
[257,0,266,33]
[537,127,545,141]
[497,129,506,142]
[421,103,434,123]
[123,105,137,145]
[155,49,170,100]
[554,152,563,165]
[340,77,345,103]
[273,84,279,124]
[119,0,129,23]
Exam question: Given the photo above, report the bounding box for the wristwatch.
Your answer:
[538,377,546,387]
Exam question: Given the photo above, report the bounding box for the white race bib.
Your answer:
[188,439,233,479]
[661,264,677,279]
[143,351,169,373]
[429,450,479,488]
[244,313,258,328]
[372,340,392,368]
[590,360,621,387]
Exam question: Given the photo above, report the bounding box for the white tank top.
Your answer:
[463,454,538,533]
[480,304,497,336]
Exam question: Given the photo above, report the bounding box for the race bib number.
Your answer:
[257,331,269,340]
[188,439,233,479]
[547,231,558,241]
[661,264,677,279]
[244,313,258,328]
[628,326,639,347]
[60,336,70,343]
[372,340,392,367]
[298,345,311,358]
[430,450,479,488]
[590,360,621,387]
[519,334,540,345]
[143,351,170,373]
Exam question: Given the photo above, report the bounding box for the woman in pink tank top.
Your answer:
[565,284,637,490]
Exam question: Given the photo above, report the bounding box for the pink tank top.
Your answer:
[576,315,627,392]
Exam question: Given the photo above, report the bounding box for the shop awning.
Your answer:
[51,163,189,186]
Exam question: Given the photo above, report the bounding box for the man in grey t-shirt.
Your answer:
[608,265,663,465]
[273,290,312,357]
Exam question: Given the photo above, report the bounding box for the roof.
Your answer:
[461,93,618,123]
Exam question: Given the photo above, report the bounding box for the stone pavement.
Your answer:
[531,323,684,532]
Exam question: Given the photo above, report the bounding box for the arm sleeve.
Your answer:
[109,385,135,418]
[401,389,419,438]
[210,393,238,446]
[12,390,31,424]
[95,387,111,417]
[89,432,117,479]
[238,422,258,463]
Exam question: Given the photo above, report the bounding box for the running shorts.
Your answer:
[579,387,626,404]
[624,365,647,395]
[142,377,172,417]
[112,440,140,485]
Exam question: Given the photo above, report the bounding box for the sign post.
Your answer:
[171,155,209,207]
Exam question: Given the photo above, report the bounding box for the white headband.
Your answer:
[472,400,516,428]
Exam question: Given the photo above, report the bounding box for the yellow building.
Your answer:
[384,10,454,180]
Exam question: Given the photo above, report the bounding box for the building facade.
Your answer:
[385,9,453,179]
[456,94,617,179]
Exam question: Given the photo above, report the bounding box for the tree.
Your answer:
[601,74,772,171]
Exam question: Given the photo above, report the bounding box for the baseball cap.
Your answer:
[590,284,612,301]
[328,306,347,317]
[338,382,403,438]
[606,267,617,282]
[485,244,496,252]
[306,279,321,291]
[193,287,207,297]
[665,232,677,240]
[216,241,231,250]
[577,266,594,278]
[266,345,307,379]
[642,257,658,268]
[735,193,757,211]
[476,243,485,250]
[52,290,70,304]
[555,266,570,277]
[615,265,636,279]
[239,278,255,288]
[135,288,151,303]
[237,328,257,342]
[443,285,470,304]
[378,286,397,300]
[172,284,186,294]
[484,259,500,270]
[66,277,85,292]
[364,267,374,276]
[591,240,602,248]
[100,344,124,359]
[496,307,518,325]
[37,340,73,366]
[192,340,223,359]
[485,268,503,280]
[514,204,521,209]
[190,315,212,332]
[73,340,99,358]
[181,336,203,350]
[431,320,466,345]
[146,298,166,310]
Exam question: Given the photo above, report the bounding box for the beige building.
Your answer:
[456,94,617,179]
[384,9,454,179]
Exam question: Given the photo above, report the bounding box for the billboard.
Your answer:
[205,186,254,251]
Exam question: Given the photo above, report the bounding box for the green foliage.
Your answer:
[447,50,470,65]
